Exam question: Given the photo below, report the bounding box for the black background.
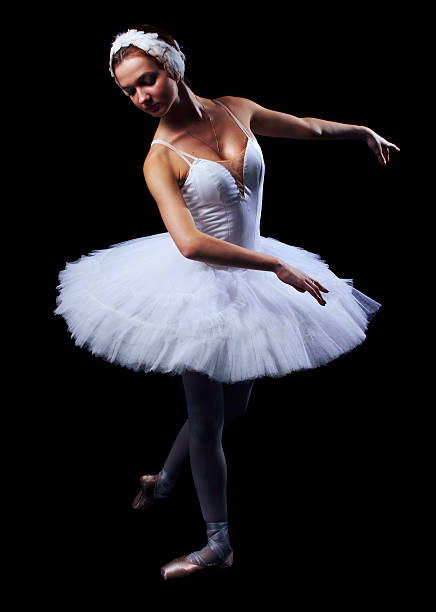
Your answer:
[40,6,410,604]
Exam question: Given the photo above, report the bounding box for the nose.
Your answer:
[136,87,151,105]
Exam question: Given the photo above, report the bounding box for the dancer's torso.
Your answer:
[149,97,256,190]
[149,97,265,259]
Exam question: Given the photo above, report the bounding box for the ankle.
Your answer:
[154,467,177,499]
[187,520,233,566]
[206,520,233,558]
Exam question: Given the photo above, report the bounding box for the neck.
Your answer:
[159,81,211,130]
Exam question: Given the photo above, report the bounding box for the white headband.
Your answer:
[109,29,186,82]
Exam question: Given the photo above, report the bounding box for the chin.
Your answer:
[155,105,168,116]
[144,104,165,115]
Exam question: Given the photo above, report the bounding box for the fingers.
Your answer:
[378,146,386,165]
[380,140,400,166]
[383,143,390,163]
[370,133,400,165]
[310,287,326,306]
[385,139,400,152]
[313,279,329,293]
[305,278,326,306]
[292,277,328,306]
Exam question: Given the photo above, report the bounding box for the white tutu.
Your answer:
[54,231,381,383]
[55,99,381,383]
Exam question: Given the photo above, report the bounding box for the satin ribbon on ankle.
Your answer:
[154,468,176,499]
[188,521,232,566]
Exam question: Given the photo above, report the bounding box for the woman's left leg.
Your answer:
[182,370,227,523]
[155,378,255,499]
[173,370,230,566]
[161,370,238,575]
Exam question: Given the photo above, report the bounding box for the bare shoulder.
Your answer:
[215,95,256,114]
[143,142,185,187]
[143,141,167,169]
[215,95,258,133]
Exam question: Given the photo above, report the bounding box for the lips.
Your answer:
[147,103,159,112]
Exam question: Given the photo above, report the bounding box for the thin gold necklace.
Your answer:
[185,98,221,157]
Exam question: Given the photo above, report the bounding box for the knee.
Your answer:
[189,414,223,444]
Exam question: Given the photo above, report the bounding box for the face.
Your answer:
[114,52,178,115]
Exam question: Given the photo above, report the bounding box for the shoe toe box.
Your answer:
[161,556,204,580]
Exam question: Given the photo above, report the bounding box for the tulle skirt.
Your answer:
[54,232,381,383]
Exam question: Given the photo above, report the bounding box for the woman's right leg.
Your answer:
[157,377,255,498]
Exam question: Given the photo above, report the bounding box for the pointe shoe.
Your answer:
[132,474,160,510]
[161,551,234,580]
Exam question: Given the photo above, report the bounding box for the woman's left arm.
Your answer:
[243,98,400,166]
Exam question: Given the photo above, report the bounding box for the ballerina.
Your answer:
[54,24,399,579]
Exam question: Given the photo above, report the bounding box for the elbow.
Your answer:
[303,118,322,138]
[181,236,201,259]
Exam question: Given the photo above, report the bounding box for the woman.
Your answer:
[54,24,399,580]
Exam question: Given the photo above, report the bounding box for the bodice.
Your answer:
[151,100,266,267]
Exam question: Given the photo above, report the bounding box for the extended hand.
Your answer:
[364,128,400,166]
[275,261,329,306]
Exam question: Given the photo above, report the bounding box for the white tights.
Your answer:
[160,370,255,522]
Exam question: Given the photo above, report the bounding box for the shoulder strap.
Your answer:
[212,99,252,139]
[150,140,196,167]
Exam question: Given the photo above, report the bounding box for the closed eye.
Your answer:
[124,76,157,97]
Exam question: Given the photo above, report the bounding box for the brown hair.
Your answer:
[111,23,186,83]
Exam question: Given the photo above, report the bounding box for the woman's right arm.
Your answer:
[144,149,282,270]
[144,152,328,305]
[143,149,201,258]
